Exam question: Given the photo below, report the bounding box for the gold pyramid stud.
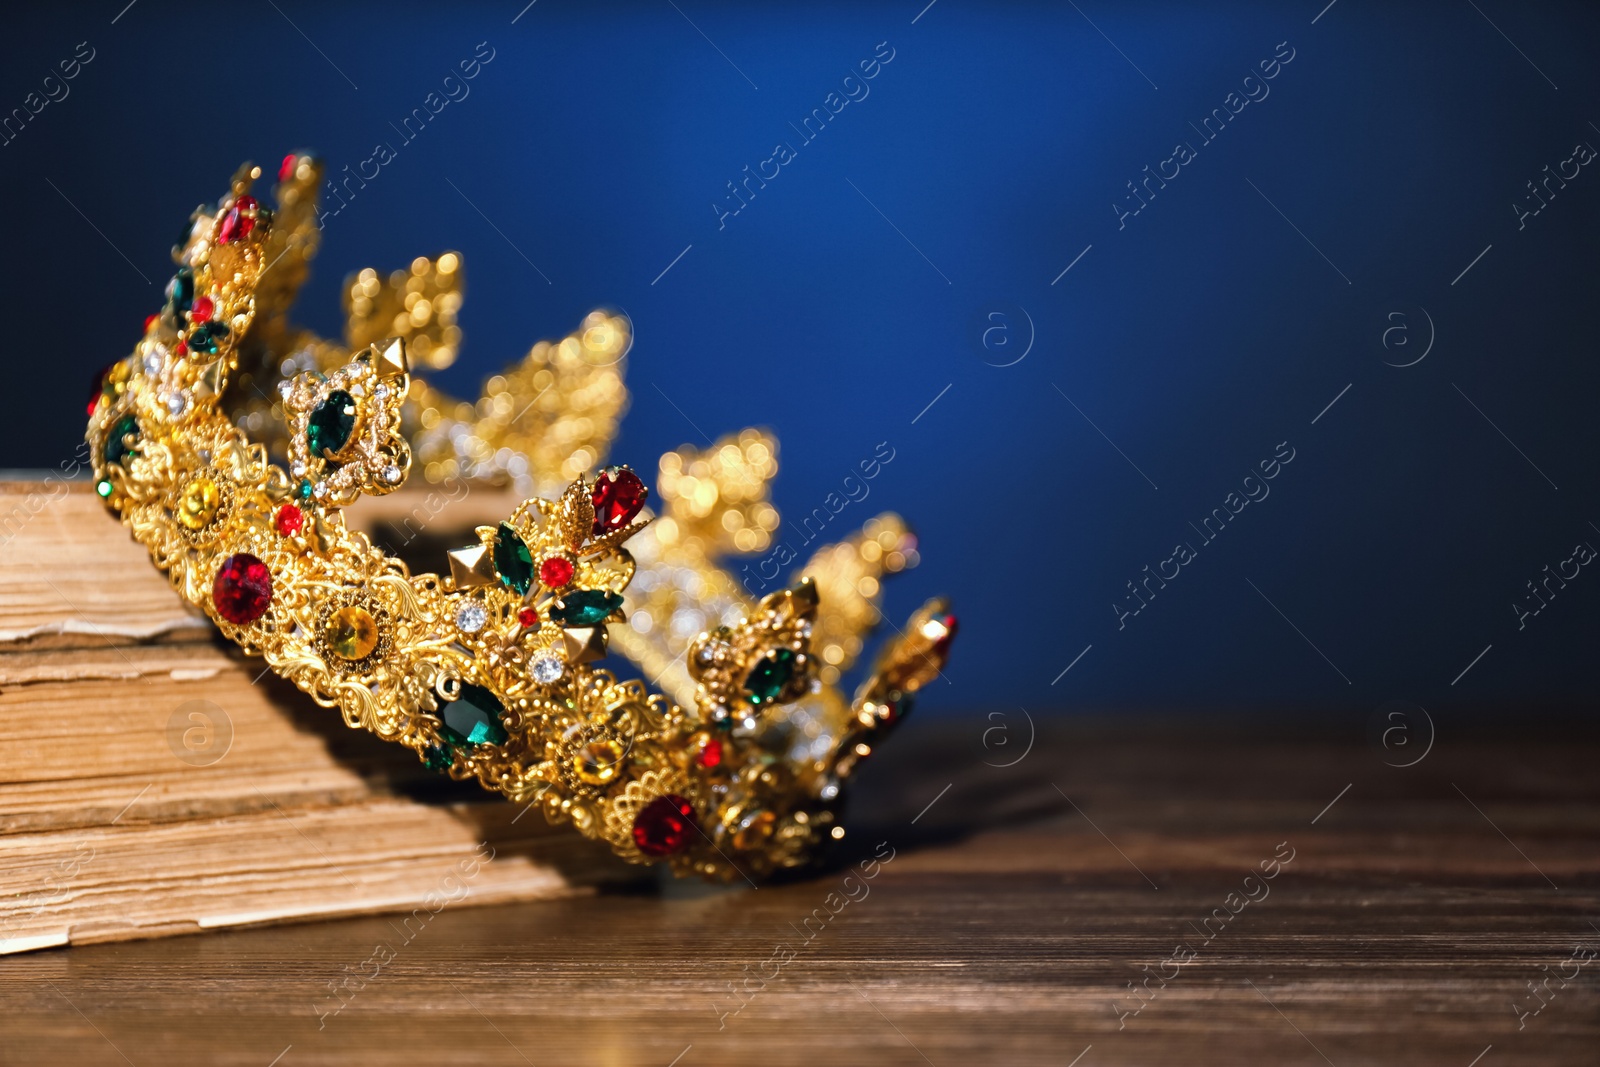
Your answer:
[375,337,409,379]
[192,359,227,400]
[791,576,820,613]
[562,625,609,665]
[447,543,497,589]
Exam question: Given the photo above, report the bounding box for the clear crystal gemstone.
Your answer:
[454,600,488,633]
[531,652,566,684]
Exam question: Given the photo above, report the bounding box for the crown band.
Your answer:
[85,158,955,880]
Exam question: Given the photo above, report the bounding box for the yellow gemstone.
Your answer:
[572,738,624,786]
[177,476,221,530]
[732,810,776,851]
[324,605,380,661]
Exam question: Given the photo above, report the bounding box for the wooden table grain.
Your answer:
[3,711,1596,1066]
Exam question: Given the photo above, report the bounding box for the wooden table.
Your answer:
[3,711,1596,1066]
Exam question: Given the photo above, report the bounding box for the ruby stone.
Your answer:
[213,553,272,624]
[590,466,647,534]
[632,794,695,857]
[696,737,724,769]
[538,556,575,589]
[217,196,257,244]
[275,504,304,537]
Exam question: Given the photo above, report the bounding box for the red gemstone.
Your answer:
[88,363,113,416]
[632,794,696,857]
[190,295,215,321]
[518,607,539,628]
[590,466,648,534]
[696,737,724,769]
[212,553,272,624]
[278,154,298,182]
[538,556,575,589]
[217,196,257,244]
[275,504,304,536]
[143,313,159,333]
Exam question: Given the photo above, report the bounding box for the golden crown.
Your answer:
[85,156,955,880]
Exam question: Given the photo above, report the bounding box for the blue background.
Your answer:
[3,1,1597,718]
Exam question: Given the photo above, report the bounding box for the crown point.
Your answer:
[557,480,597,549]
[375,337,409,379]
[873,600,956,694]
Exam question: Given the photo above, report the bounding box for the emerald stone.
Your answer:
[438,683,508,747]
[186,320,227,356]
[422,742,454,771]
[103,414,140,466]
[165,268,194,318]
[493,522,534,595]
[743,647,797,706]
[307,390,356,457]
[296,479,313,501]
[549,589,623,627]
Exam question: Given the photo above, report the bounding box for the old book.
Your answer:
[0,478,627,955]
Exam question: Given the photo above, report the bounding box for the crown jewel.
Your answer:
[86,156,955,880]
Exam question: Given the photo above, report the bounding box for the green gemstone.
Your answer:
[493,522,534,595]
[186,320,227,355]
[421,742,454,771]
[165,268,194,318]
[103,414,140,466]
[307,389,357,458]
[296,479,314,501]
[743,647,797,706]
[549,589,624,627]
[95,479,113,499]
[437,683,508,747]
